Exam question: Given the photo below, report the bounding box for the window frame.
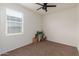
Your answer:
[5,8,24,36]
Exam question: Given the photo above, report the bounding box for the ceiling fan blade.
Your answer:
[36,3,43,6]
[47,5,56,7]
[37,7,42,10]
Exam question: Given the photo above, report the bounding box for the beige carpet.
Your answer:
[1,40,79,56]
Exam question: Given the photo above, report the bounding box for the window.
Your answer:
[6,8,23,35]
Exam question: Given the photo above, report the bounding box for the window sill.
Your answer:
[6,32,24,36]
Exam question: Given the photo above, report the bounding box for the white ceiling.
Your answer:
[20,3,77,15]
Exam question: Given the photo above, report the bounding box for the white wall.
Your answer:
[43,7,77,47]
[76,4,79,51]
[0,3,42,54]
[0,6,2,54]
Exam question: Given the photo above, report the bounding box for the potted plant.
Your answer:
[35,31,44,41]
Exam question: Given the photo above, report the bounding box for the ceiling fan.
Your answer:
[36,3,56,12]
